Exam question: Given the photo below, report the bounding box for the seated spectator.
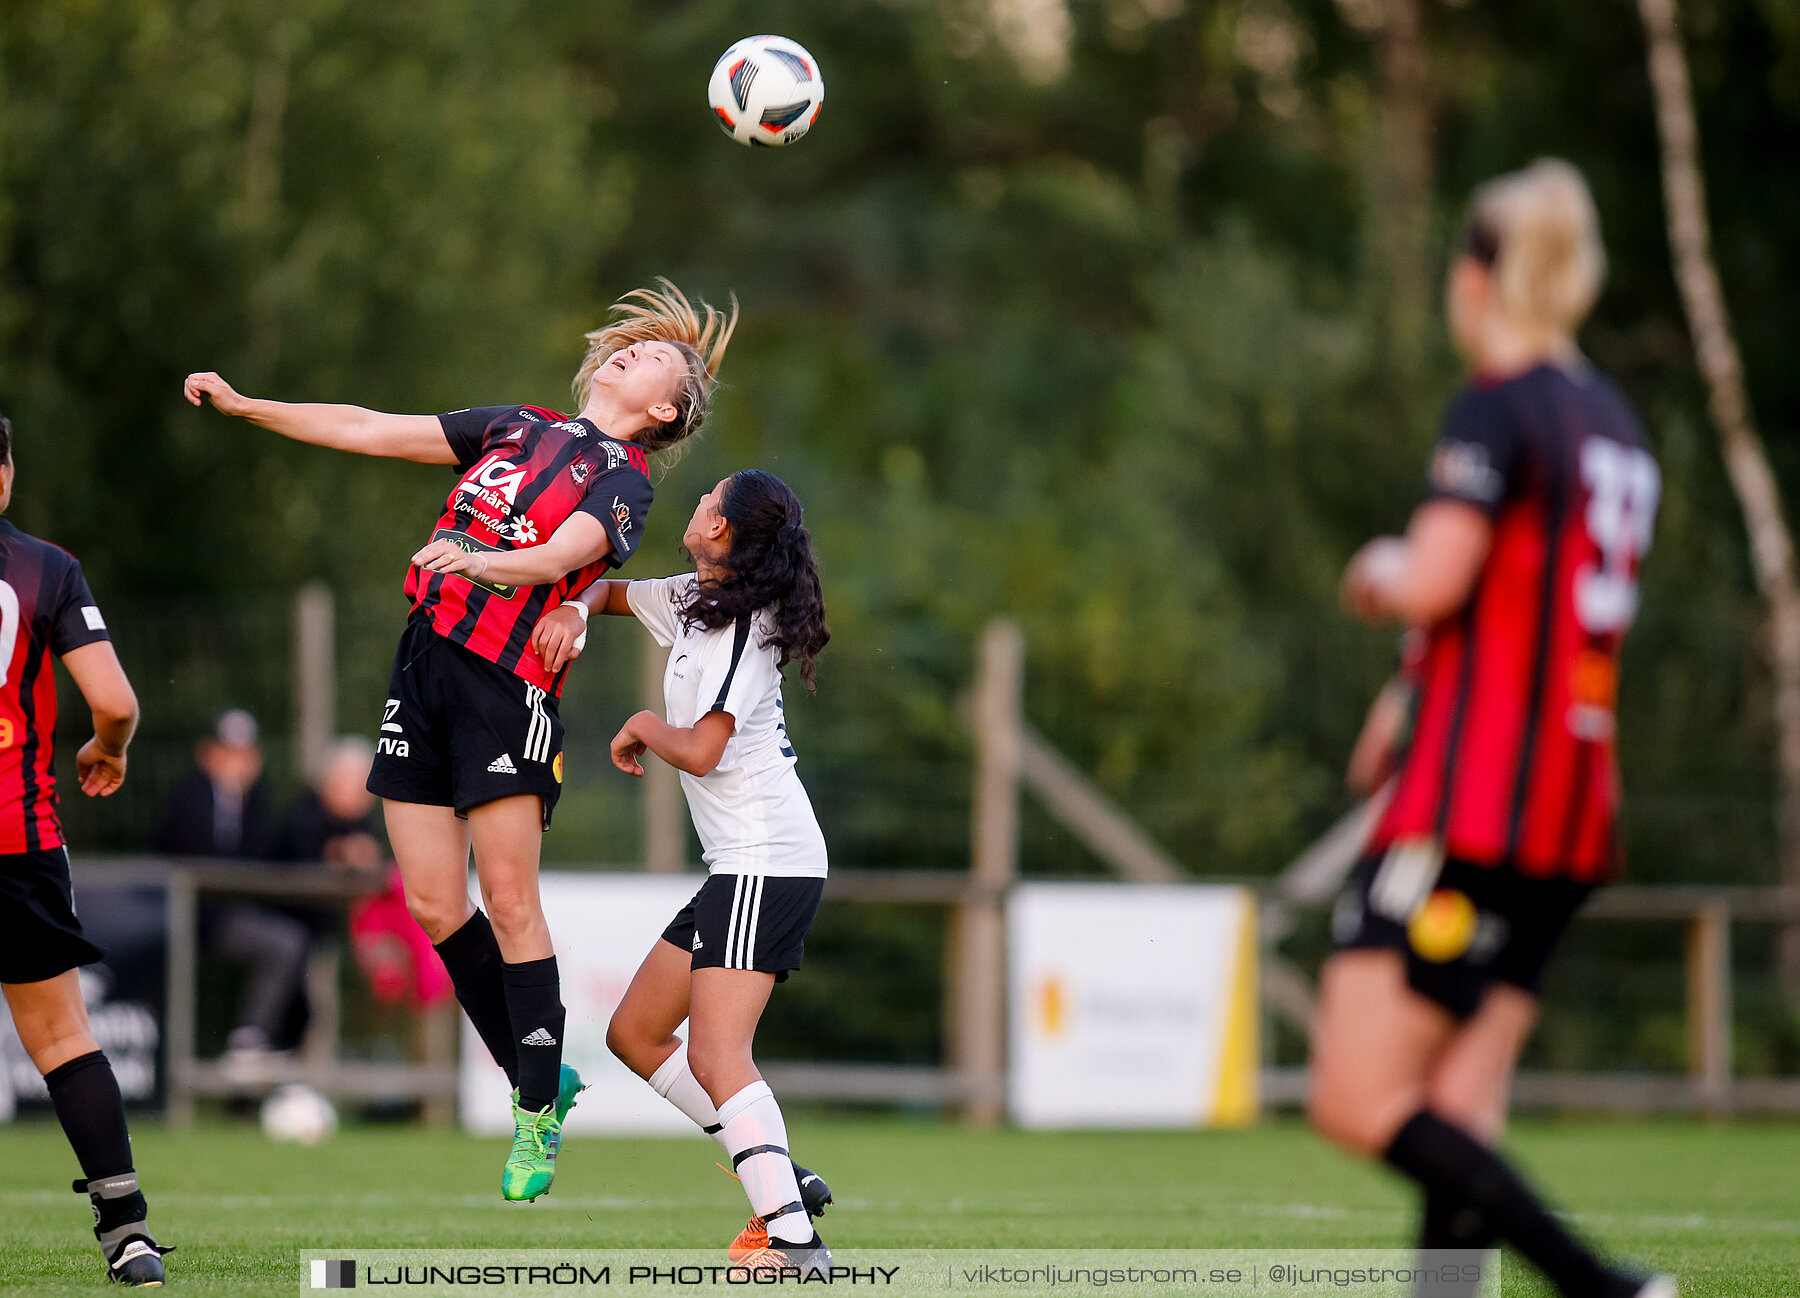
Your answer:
[275,737,383,874]
[272,739,453,1057]
[267,738,388,1044]
[153,710,307,1064]
[154,708,273,860]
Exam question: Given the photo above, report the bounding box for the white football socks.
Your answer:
[647,1043,730,1152]
[717,1081,812,1245]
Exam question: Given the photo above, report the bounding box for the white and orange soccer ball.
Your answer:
[708,35,824,147]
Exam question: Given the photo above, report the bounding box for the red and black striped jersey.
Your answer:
[1369,363,1660,883]
[403,405,654,694]
[0,520,112,853]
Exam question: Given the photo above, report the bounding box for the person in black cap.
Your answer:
[154,708,308,1061]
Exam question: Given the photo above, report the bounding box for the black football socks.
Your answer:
[46,1052,164,1268]
[1385,1109,1643,1298]
[502,955,565,1115]
[1420,1187,1495,1250]
[45,1051,134,1182]
[434,910,520,1088]
[1416,1188,1495,1298]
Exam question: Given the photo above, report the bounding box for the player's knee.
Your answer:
[21,1020,98,1073]
[603,1014,643,1067]
[1305,1083,1387,1157]
[686,1043,716,1092]
[482,883,543,935]
[1304,1087,1345,1145]
[404,891,466,944]
[1426,1077,1505,1144]
[1308,1105,1378,1156]
[1304,1051,1344,1137]
[685,1041,737,1096]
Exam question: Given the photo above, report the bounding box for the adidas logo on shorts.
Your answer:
[692,933,704,951]
[520,1027,558,1047]
[488,753,518,774]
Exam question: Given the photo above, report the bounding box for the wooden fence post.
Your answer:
[419,1005,460,1128]
[1686,904,1733,1114]
[164,871,198,1127]
[948,621,1022,1125]
[292,582,335,781]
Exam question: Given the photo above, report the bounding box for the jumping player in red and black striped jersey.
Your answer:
[1309,163,1673,1298]
[0,413,170,1285]
[185,280,736,1201]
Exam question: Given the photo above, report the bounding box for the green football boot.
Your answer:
[500,1065,585,1201]
[502,1097,561,1201]
[555,1063,587,1124]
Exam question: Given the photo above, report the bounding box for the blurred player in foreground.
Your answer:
[185,280,734,1202]
[1312,161,1674,1298]
[533,471,835,1275]
[0,413,170,1284]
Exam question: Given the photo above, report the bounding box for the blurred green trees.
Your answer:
[3,0,1798,891]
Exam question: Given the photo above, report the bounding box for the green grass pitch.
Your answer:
[2,1116,1795,1295]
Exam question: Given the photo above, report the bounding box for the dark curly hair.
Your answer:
[679,470,830,690]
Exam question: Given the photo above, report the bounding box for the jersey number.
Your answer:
[776,695,796,759]
[1576,439,1660,635]
[0,581,19,688]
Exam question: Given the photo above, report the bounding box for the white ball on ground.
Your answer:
[260,1083,338,1145]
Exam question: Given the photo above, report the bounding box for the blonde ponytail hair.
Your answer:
[1466,158,1606,342]
[572,278,739,460]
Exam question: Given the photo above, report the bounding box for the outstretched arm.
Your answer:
[60,642,139,797]
[611,709,735,779]
[184,372,458,465]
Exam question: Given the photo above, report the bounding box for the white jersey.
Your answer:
[627,575,828,878]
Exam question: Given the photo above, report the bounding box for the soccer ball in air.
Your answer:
[708,35,824,147]
[260,1084,338,1145]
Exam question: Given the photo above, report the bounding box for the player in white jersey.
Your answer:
[531,470,834,1275]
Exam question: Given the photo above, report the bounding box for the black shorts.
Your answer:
[661,874,825,983]
[0,847,106,985]
[1332,845,1593,1020]
[367,617,566,829]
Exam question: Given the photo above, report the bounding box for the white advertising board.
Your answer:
[461,872,706,1135]
[1006,882,1258,1129]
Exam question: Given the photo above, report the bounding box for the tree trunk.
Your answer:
[1638,0,1800,988]
[1379,0,1433,362]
